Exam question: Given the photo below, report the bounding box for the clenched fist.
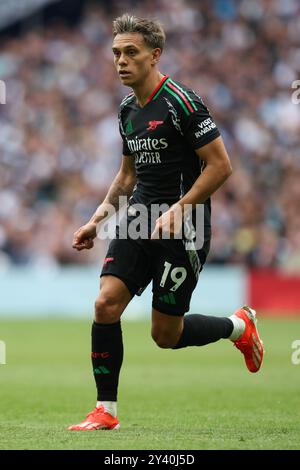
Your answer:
[72,222,97,251]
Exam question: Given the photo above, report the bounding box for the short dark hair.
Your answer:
[112,14,166,52]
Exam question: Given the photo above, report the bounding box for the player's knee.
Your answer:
[94,295,122,323]
[151,329,177,349]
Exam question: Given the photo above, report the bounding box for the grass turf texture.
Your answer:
[0,318,299,450]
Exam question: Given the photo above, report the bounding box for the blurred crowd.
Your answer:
[0,0,300,271]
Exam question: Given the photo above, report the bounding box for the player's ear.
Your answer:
[151,48,162,65]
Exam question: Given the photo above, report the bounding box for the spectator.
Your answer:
[0,0,299,270]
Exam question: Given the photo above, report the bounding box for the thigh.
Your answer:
[101,237,152,297]
[151,239,204,316]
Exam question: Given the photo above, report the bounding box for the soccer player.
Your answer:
[68,14,264,431]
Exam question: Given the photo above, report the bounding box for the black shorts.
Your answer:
[100,233,210,316]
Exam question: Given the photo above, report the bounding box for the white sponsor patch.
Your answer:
[194,118,216,138]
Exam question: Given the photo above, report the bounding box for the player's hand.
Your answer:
[72,222,97,251]
[151,204,183,239]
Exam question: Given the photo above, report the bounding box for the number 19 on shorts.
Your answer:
[160,262,187,292]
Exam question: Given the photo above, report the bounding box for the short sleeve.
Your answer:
[118,110,132,156]
[181,92,220,149]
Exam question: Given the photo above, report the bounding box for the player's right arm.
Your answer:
[72,155,136,251]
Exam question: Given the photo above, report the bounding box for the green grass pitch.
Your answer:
[0,317,299,450]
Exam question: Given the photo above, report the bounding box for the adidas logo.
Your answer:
[94,366,110,375]
[159,293,176,305]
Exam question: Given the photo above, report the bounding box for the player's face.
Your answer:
[112,33,160,87]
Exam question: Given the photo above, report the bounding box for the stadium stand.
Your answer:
[0,0,299,271]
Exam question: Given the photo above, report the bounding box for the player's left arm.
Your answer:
[151,136,232,238]
[177,135,232,207]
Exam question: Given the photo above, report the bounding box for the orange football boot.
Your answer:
[68,405,120,431]
[232,306,264,373]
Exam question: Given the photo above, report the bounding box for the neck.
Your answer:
[133,70,164,107]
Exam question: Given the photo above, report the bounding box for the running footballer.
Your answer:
[69,14,264,431]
